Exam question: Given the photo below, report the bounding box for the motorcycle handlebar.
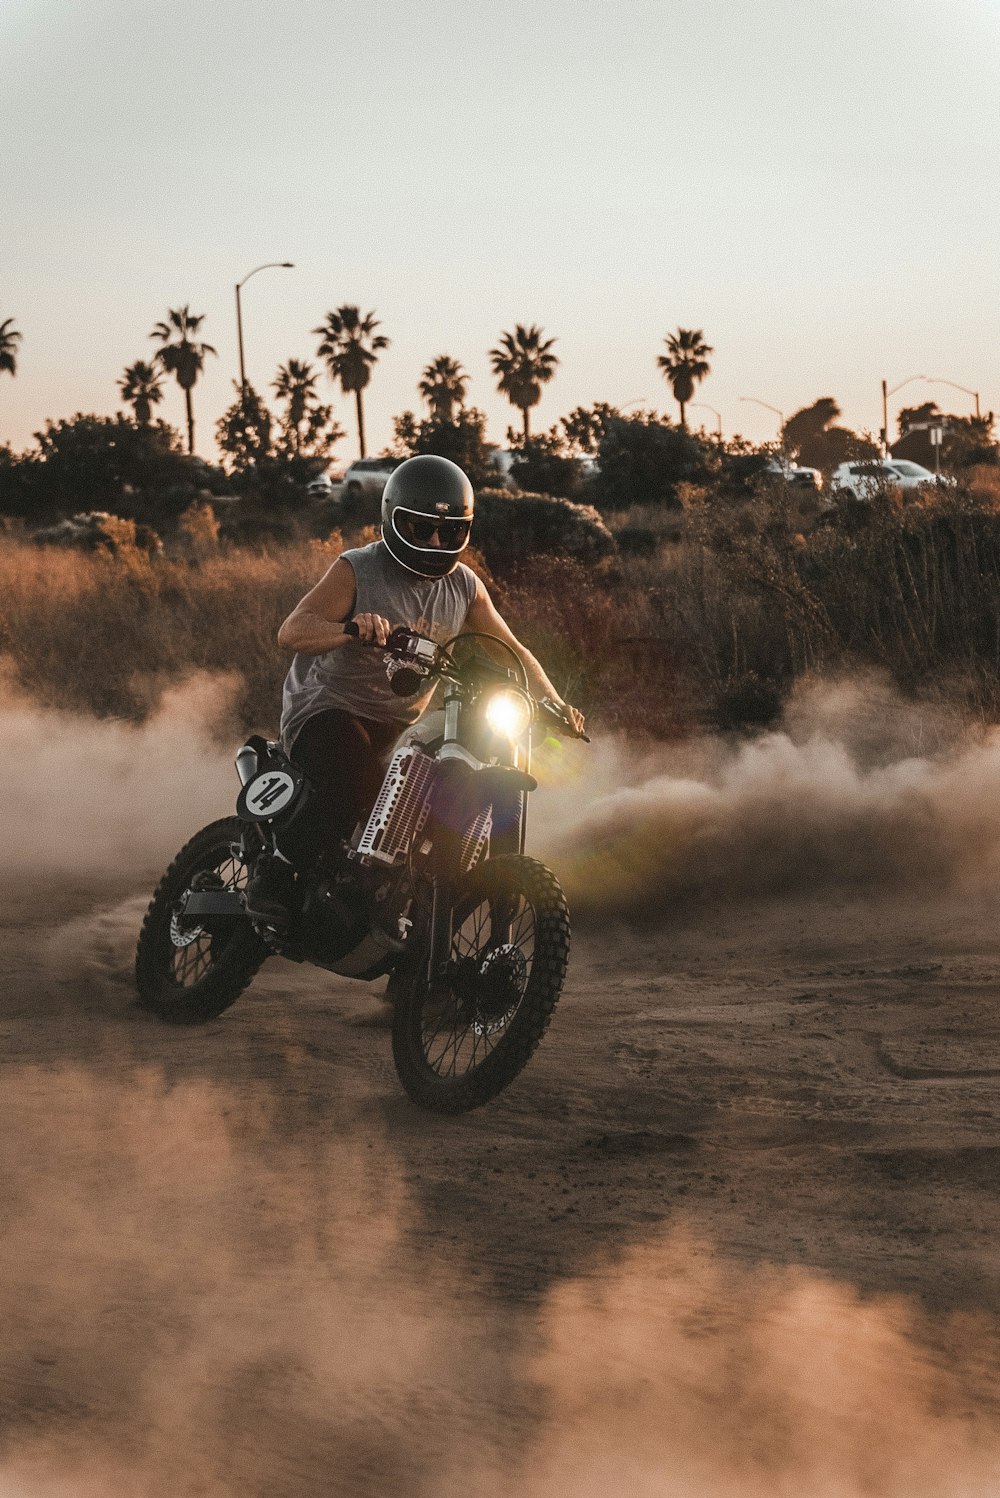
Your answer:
[342,620,413,650]
[343,620,589,740]
[538,698,591,743]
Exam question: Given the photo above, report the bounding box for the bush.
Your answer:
[595,413,714,510]
[390,407,499,489]
[11,482,1000,746]
[506,430,588,499]
[489,553,692,739]
[472,489,615,574]
[30,511,163,559]
[0,414,229,529]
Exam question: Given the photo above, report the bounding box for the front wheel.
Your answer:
[392,855,571,1113]
[135,817,268,1024]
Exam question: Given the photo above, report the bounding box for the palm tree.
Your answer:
[488,324,559,440]
[657,327,713,430]
[0,318,22,379]
[418,355,469,423]
[149,306,216,454]
[118,360,164,426]
[273,358,320,456]
[313,306,389,458]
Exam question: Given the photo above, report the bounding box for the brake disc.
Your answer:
[169,904,204,949]
[471,944,527,1035]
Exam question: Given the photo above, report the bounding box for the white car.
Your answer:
[342,457,404,506]
[886,459,955,489]
[832,459,950,499]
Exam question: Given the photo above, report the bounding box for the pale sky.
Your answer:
[3,0,998,458]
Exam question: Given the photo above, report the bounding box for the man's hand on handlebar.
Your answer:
[541,697,588,741]
[561,703,587,737]
[346,613,393,647]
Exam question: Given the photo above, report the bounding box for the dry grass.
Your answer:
[5,482,1000,742]
[0,539,334,732]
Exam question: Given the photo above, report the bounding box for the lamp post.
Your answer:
[880,375,926,454]
[739,396,784,446]
[690,402,722,440]
[235,261,294,394]
[926,377,981,419]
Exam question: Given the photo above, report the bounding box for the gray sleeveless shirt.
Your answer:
[280,540,478,751]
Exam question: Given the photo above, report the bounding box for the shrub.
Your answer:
[0,414,228,527]
[30,511,163,559]
[506,429,588,499]
[177,499,220,557]
[0,538,326,729]
[472,489,615,574]
[390,407,499,489]
[594,413,714,510]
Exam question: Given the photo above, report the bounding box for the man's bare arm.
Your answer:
[277,557,394,652]
[462,577,586,733]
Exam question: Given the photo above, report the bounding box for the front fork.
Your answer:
[424,704,527,992]
[427,880,455,992]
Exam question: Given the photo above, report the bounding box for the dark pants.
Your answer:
[277,709,403,870]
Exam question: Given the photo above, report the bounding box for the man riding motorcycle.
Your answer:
[246,454,585,924]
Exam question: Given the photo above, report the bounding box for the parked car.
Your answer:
[763,458,823,490]
[886,459,955,489]
[341,457,404,507]
[832,459,951,500]
[484,448,520,492]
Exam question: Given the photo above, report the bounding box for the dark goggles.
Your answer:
[395,509,472,550]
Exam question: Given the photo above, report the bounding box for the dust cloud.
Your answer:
[5,666,1000,913]
[536,673,1000,919]
[0,1065,507,1498]
[474,1228,1000,1498]
[0,674,236,881]
[2,1066,999,1496]
[4,673,1000,1493]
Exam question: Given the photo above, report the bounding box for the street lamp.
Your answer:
[925,377,981,419]
[235,261,295,393]
[689,402,722,440]
[739,396,784,445]
[880,375,925,453]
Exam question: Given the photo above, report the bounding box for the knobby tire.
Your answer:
[135,817,268,1024]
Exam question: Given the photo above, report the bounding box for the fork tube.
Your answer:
[519,729,530,855]
[443,687,461,743]
[427,881,454,991]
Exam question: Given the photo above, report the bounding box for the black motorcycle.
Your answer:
[135,624,587,1112]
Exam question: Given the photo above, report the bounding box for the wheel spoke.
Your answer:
[417,878,540,1079]
[165,841,250,993]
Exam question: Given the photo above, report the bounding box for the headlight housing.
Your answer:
[484,688,533,742]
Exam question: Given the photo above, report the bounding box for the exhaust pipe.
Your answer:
[235,744,258,785]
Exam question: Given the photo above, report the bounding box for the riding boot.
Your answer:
[245,852,297,927]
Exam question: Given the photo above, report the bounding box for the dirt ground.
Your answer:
[3,871,1000,1494]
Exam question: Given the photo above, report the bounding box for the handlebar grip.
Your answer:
[539,698,590,743]
[342,620,360,638]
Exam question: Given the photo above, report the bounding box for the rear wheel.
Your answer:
[135,817,268,1023]
[392,855,570,1112]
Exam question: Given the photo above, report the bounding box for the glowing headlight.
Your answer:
[484,689,532,741]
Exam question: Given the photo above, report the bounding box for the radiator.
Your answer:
[355,746,436,866]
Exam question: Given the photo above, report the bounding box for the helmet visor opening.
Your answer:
[394,509,472,552]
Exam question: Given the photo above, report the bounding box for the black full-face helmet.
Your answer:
[381,455,474,579]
